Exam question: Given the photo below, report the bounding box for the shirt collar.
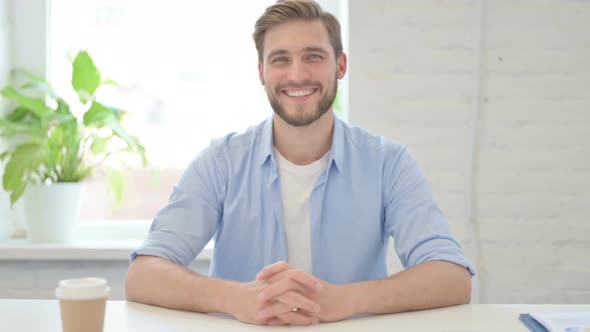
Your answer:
[257,115,345,173]
[328,116,344,173]
[258,117,274,167]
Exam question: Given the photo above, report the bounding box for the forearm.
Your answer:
[125,255,238,314]
[347,260,471,316]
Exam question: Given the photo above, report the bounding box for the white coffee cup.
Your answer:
[55,278,110,332]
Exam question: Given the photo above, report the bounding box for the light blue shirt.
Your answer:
[132,116,474,283]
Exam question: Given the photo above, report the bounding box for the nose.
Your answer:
[286,59,311,83]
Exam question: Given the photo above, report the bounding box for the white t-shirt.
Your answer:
[274,148,329,274]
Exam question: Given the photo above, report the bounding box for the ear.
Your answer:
[258,62,265,85]
[336,52,347,79]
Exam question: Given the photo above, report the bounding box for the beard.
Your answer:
[266,76,338,127]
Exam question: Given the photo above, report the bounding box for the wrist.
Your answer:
[335,283,362,318]
[344,282,370,316]
[218,280,242,315]
[195,277,241,315]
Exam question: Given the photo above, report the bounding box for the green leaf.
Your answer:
[46,125,66,174]
[90,135,112,154]
[9,181,27,207]
[111,124,135,146]
[0,118,44,138]
[83,101,117,127]
[110,122,137,149]
[2,143,43,192]
[0,150,10,163]
[0,87,50,118]
[41,110,77,132]
[20,81,60,100]
[72,166,93,182]
[128,135,147,165]
[101,78,119,86]
[150,166,160,187]
[71,50,101,102]
[11,69,53,89]
[113,126,147,166]
[108,169,125,208]
[58,127,82,181]
[56,98,73,115]
[52,101,77,134]
[6,106,31,122]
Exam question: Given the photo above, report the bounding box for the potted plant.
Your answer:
[0,50,147,242]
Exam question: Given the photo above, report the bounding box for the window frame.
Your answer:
[6,0,349,242]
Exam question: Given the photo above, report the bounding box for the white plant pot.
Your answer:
[22,183,83,243]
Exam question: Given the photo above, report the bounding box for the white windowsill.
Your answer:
[0,220,213,261]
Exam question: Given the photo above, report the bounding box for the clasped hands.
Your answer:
[229,261,351,326]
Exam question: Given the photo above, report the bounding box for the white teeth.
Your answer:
[285,89,314,97]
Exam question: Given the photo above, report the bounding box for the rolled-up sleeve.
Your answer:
[383,146,475,277]
[130,145,226,266]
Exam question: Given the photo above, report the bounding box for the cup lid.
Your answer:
[55,277,110,300]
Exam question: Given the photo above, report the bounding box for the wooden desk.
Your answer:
[1,299,588,331]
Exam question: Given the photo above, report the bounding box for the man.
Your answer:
[126,0,474,326]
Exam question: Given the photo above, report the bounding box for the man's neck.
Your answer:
[272,112,334,166]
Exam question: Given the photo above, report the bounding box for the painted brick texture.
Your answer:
[350,0,590,303]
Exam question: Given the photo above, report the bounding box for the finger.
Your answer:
[284,269,322,291]
[258,291,320,318]
[258,300,294,320]
[275,291,321,315]
[256,261,292,280]
[265,270,321,292]
[266,318,288,326]
[259,278,301,302]
[275,311,320,326]
[258,274,321,301]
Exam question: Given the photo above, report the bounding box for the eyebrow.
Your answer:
[265,47,331,61]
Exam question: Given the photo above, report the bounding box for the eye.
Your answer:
[307,54,323,61]
[272,57,288,64]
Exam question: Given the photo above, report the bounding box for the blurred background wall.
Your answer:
[350,0,590,303]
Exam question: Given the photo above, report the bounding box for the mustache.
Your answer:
[276,81,321,90]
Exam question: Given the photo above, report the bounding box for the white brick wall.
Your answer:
[479,0,590,304]
[351,0,590,303]
[350,0,479,288]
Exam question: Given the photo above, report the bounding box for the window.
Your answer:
[45,0,348,222]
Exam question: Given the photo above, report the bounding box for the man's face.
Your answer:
[259,19,346,127]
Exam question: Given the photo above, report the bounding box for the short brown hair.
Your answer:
[253,0,343,63]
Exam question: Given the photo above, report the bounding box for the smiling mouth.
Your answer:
[282,88,318,97]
